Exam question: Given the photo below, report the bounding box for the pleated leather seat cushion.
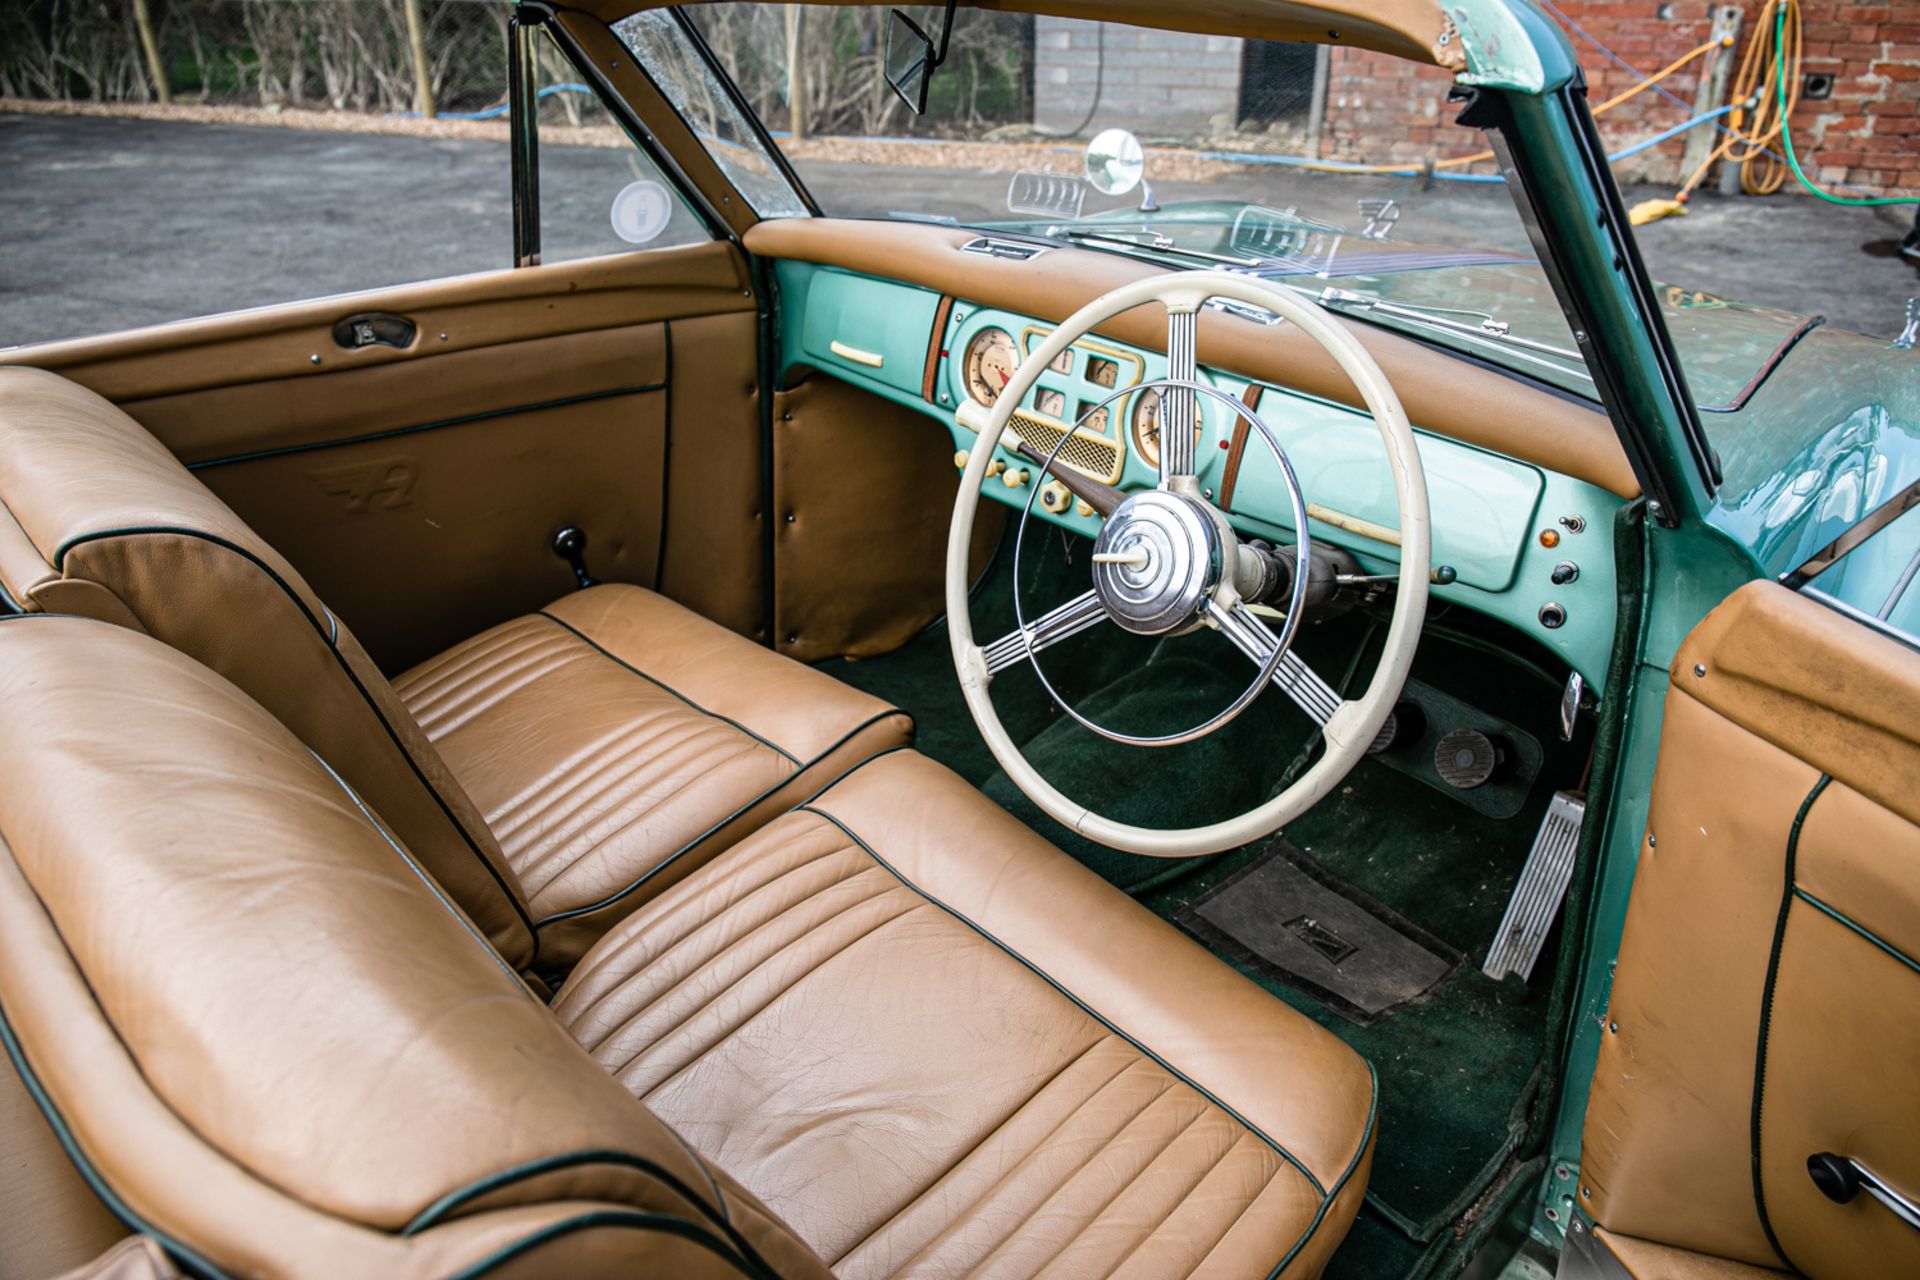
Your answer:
[397,583,911,965]
[554,750,1378,1279]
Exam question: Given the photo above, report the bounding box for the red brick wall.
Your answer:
[1318,1,1920,196]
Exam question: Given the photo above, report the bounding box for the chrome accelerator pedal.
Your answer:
[1482,791,1586,982]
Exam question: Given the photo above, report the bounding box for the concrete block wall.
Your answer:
[1033,17,1245,135]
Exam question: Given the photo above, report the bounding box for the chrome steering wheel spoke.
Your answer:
[1160,308,1199,485]
[1205,599,1343,727]
[981,589,1109,676]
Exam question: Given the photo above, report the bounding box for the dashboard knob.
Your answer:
[1040,480,1071,513]
[985,457,1007,478]
[953,450,970,470]
[1002,467,1031,488]
[1550,561,1580,585]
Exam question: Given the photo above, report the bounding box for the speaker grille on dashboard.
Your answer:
[1007,410,1125,485]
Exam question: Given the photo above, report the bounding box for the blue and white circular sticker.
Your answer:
[609,180,673,245]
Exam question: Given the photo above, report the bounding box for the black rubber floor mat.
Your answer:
[1176,842,1463,1026]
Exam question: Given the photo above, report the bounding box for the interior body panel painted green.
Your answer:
[772,259,1621,686]
[794,267,943,398]
[747,9,1914,1269]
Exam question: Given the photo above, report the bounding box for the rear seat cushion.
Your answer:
[397,583,913,965]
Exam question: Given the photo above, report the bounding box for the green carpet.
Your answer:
[817,533,1580,1271]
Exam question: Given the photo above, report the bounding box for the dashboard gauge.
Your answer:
[1086,356,1119,389]
[1077,401,1110,434]
[1047,346,1074,375]
[1130,387,1204,469]
[1035,387,1066,419]
[964,327,1019,406]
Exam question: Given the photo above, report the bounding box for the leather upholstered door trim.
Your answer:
[1579,582,1920,1278]
[2,244,767,668]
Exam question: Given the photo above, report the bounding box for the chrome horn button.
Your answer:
[1091,490,1221,635]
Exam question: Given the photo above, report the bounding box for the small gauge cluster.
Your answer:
[957,320,1219,478]
[1128,386,1204,471]
[963,327,1019,407]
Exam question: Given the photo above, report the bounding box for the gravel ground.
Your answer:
[3,107,1916,349]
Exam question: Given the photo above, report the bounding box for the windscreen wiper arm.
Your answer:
[1314,286,1585,364]
[1041,226,1264,269]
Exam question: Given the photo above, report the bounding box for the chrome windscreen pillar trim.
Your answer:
[1781,475,1920,589]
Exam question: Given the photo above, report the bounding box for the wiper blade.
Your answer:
[1041,226,1263,269]
[1314,286,1586,366]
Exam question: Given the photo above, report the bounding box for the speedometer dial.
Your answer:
[964,327,1019,406]
[1130,387,1203,469]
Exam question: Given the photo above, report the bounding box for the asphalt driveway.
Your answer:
[3,110,1915,349]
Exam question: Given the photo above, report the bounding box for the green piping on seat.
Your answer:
[531,710,914,932]
[0,1004,229,1280]
[797,802,1373,1190]
[798,799,1384,1275]
[405,1147,782,1278]
[445,1208,771,1280]
[53,524,543,962]
[534,609,805,766]
[309,752,531,995]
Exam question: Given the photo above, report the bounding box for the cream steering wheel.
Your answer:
[945,271,1431,856]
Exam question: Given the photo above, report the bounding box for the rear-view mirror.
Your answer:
[884,10,935,115]
[884,2,956,116]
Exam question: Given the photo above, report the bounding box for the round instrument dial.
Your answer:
[1129,387,1205,469]
[964,327,1019,406]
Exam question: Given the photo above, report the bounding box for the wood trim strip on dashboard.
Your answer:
[743,218,1640,500]
[1219,384,1262,509]
[923,295,955,403]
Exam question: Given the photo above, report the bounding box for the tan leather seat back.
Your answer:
[1579,582,1920,1280]
[0,367,536,970]
[0,615,826,1280]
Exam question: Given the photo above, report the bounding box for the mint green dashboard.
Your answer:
[773,260,1623,687]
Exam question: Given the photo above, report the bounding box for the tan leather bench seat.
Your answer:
[558,749,1378,1277]
[0,615,1376,1277]
[394,585,907,954]
[0,366,908,969]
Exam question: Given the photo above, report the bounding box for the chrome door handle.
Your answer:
[1809,1153,1920,1232]
[332,312,417,350]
